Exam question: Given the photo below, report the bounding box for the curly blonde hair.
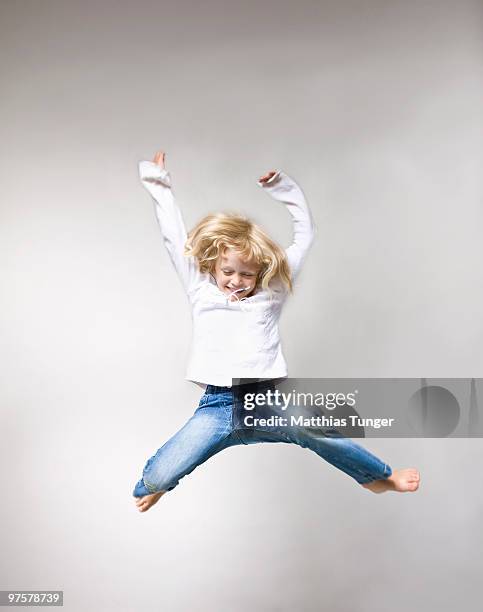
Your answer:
[184,212,292,293]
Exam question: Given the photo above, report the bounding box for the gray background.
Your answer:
[1,0,482,610]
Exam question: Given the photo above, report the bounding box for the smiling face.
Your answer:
[213,248,261,301]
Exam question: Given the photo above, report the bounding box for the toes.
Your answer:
[135,491,164,512]
[134,496,150,511]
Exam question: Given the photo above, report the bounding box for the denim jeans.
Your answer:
[132,383,392,497]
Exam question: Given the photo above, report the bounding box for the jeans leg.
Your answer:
[132,402,241,496]
[281,425,392,484]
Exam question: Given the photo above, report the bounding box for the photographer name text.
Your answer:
[243,414,396,430]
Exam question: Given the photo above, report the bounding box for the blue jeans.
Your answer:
[132,383,392,497]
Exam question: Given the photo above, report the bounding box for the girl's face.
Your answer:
[213,248,261,301]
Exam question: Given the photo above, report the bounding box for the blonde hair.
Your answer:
[184,212,292,293]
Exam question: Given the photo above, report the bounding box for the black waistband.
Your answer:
[205,380,278,395]
[205,384,232,394]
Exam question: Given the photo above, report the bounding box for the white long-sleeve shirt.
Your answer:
[138,161,315,387]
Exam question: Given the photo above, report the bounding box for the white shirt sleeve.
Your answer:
[257,170,316,281]
[138,161,203,295]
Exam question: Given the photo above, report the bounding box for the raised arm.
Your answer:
[138,153,202,295]
[257,170,316,281]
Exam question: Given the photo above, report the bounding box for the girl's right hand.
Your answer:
[153,150,166,170]
[258,170,278,184]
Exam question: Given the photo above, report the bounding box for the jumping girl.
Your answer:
[133,151,420,512]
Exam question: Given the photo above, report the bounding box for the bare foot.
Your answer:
[362,468,420,494]
[134,491,166,512]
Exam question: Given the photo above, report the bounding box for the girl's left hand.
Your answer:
[258,170,278,184]
[153,150,166,170]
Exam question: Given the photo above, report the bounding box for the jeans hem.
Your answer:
[353,462,392,484]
